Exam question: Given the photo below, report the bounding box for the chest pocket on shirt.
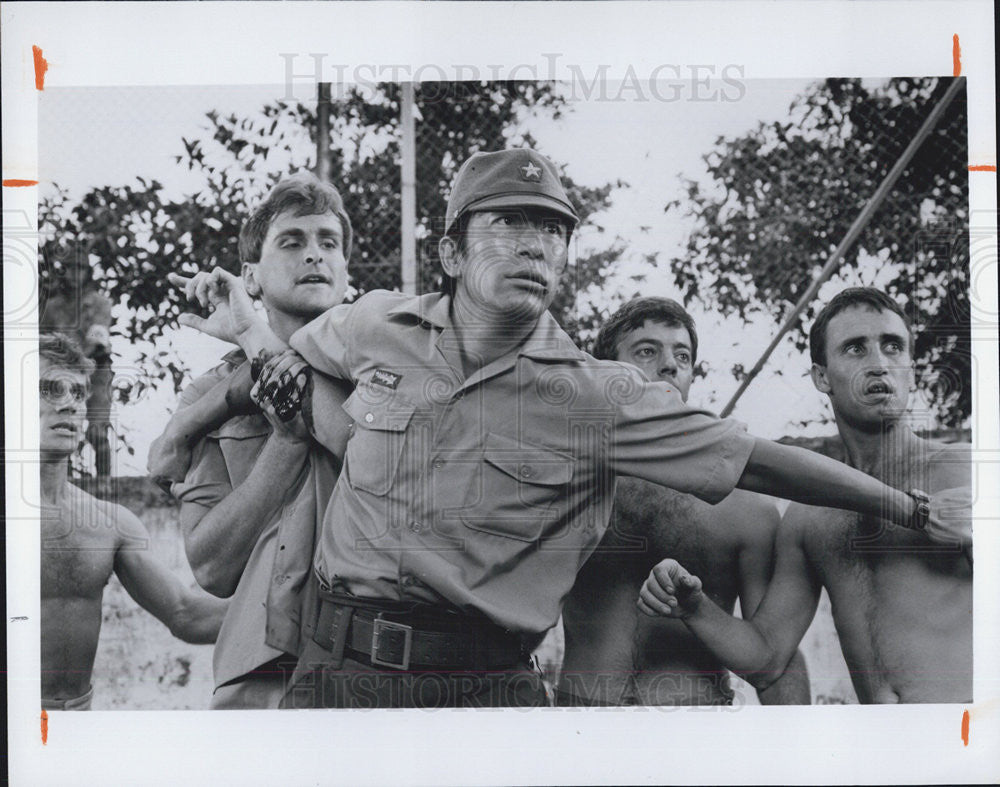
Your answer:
[461,432,574,542]
[342,391,417,496]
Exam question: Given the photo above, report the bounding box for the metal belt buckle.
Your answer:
[371,614,413,670]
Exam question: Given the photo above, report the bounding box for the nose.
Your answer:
[303,237,324,265]
[57,399,85,418]
[866,347,890,373]
[658,354,677,381]
[516,226,546,261]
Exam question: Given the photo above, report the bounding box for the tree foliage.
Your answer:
[39,82,624,400]
[669,77,970,425]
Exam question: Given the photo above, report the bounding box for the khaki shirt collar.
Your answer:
[386,292,586,365]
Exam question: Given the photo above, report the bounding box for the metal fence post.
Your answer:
[400,82,417,294]
[316,82,332,183]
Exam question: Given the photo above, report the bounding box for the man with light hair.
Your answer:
[149,172,353,708]
[40,332,226,710]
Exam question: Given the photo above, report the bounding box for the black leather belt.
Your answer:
[312,593,526,672]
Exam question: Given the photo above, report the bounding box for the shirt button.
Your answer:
[433,459,444,470]
[364,412,374,424]
[400,574,417,587]
[520,465,533,478]
[409,521,424,533]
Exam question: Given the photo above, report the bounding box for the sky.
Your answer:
[37,78,920,474]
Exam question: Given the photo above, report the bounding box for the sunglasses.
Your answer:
[39,378,89,404]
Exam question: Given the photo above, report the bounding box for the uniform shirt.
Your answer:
[291,291,755,635]
[171,352,337,688]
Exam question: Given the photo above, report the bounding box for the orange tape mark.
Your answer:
[41,709,48,745]
[952,35,961,76]
[32,45,48,91]
[961,709,970,746]
[3,179,39,187]
[968,165,997,172]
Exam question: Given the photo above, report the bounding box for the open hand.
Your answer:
[638,558,704,619]
[169,268,260,345]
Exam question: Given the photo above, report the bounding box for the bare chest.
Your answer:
[581,479,741,601]
[41,507,117,599]
[806,513,972,701]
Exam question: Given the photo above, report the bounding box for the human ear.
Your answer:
[242,262,262,299]
[438,236,461,279]
[810,362,831,394]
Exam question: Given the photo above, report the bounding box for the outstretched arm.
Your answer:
[737,438,949,534]
[113,507,228,644]
[639,515,821,692]
[735,504,811,705]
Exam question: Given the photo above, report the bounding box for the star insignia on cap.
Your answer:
[520,161,542,181]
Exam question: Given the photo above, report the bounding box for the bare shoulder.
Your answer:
[712,488,781,547]
[74,490,152,551]
[46,484,126,551]
[924,440,971,491]
[778,501,830,546]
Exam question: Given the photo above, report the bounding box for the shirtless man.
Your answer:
[39,255,115,476]
[559,297,809,706]
[639,287,972,703]
[40,332,227,710]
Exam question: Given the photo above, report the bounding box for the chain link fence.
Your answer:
[336,81,520,298]
[663,77,969,421]
[38,76,972,478]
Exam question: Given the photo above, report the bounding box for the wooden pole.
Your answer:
[719,77,964,418]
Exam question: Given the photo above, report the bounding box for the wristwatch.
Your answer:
[906,488,932,531]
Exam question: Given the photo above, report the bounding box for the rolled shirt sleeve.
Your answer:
[606,365,756,504]
[289,303,356,380]
[171,437,234,510]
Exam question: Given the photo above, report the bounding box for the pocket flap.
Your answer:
[483,432,573,486]
[342,390,417,432]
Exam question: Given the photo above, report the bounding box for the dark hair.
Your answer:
[39,332,95,378]
[593,297,698,363]
[439,213,471,297]
[440,209,575,297]
[809,287,913,365]
[238,172,353,264]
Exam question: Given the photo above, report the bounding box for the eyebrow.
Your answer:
[627,337,692,352]
[838,332,908,349]
[274,227,342,240]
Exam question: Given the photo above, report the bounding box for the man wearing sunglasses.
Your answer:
[39,332,227,710]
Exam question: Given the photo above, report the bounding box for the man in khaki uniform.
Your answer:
[173,151,965,709]
[150,173,353,708]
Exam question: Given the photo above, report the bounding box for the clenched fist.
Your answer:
[637,558,705,619]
